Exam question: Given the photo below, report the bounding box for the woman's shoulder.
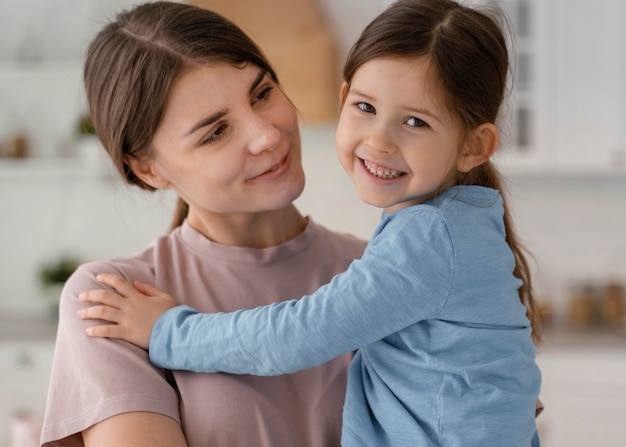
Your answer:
[309,219,368,255]
[67,230,181,291]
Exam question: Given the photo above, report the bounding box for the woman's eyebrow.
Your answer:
[249,69,267,96]
[183,70,266,137]
[183,69,267,138]
[184,110,228,137]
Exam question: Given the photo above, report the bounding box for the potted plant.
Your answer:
[74,113,101,165]
[38,255,81,319]
[77,114,96,136]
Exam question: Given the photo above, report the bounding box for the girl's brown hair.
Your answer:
[84,1,278,230]
[343,0,541,343]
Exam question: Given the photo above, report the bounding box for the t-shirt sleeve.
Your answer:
[149,210,454,375]
[41,262,181,446]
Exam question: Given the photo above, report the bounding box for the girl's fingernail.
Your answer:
[78,292,85,301]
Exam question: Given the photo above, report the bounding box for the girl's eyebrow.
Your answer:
[348,88,443,124]
[346,88,375,102]
[183,69,267,138]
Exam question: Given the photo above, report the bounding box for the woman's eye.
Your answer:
[406,116,428,128]
[201,123,228,145]
[356,102,375,114]
[254,86,274,104]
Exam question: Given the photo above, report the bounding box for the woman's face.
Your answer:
[142,63,304,219]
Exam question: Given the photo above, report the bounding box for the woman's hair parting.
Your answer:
[343,0,542,343]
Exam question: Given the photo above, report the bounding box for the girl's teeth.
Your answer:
[363,160,403,179]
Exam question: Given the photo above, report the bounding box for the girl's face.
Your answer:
[336,56,466,214]
[138,63,304,220]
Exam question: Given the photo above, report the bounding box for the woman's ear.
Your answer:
[125,156,170,189]
[457,123,499,173]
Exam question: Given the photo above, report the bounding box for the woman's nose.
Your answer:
[246,115,281,155]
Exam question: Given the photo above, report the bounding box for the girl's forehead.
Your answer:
[356,55,431,72]
[353,56,440,92]
[350,55,463,132]
[351,57,442,101]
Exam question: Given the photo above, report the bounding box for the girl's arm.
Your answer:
[80,212,454,375]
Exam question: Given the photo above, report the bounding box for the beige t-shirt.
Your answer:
[41,219,366,447]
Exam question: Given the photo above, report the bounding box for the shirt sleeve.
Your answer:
[149,210,455,375]
[41,262,181,445]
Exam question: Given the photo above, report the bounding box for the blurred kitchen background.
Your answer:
[1,0,625,445]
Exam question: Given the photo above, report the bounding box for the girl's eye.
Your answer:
[356,102,375,114]
[406,116,428,128]
[201,123,228,145]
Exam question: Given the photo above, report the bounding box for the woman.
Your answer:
[40,2,365,446]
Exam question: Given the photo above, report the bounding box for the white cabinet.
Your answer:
[536,333,626,447]
[491,0,552,171]
[0,62,85,161]
[494,0,626,175]
[554,0,626,172]
[0,333,55,446]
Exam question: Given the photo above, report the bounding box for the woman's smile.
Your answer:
[249,151,292,181]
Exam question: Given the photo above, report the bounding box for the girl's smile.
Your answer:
[336,56,464,214]
[360,157,406,180]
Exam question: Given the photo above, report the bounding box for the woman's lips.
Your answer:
[251,152,291,181]
[361,158,405,179]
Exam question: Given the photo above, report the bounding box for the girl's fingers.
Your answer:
[96,273,141,297]
[79,289,125,308]
[78,304,122,323]
[85,323,126,339]
[133,280,166,297]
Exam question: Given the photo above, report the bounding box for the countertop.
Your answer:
[537,325,626,353]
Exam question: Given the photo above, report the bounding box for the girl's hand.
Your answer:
[78,273,176,350]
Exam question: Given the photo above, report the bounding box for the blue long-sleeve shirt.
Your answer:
[150,185,541,446]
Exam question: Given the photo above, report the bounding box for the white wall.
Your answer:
[2,124,626,321]
[1,0,625,322]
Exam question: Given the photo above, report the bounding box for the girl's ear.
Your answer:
[457,123,499,173]
[125,156,170,189]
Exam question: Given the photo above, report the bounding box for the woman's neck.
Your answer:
[186,204,308,249]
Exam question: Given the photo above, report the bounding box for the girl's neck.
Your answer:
[186,204,308,249]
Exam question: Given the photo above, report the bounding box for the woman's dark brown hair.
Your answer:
[342,0,542,343]
[84,1,278,230]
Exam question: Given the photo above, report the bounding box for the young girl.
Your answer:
[80,0,542,445]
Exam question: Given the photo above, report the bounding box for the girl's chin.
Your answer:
[356,193,390,210]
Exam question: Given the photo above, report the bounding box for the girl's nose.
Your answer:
[365,122,396,154]
[247,115,281,155]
